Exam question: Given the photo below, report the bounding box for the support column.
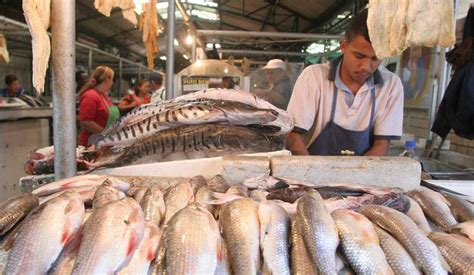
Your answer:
[166,0,175,100]
[51,0,76,180]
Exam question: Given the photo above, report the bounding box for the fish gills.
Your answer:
[429,232,474,275]
[290,217,317,275]
[443,193,474,222]
[140,187,166,227]
[407,188,457,229]
[258,202,290,275]
[6,191,84,275]
[406,197,432,235]
[332,209,393,275]
[360,205,450,275]
[72,198,145,274]
[0,194,38,235]
[118,222,161,275]
[374,225,421,275]
[163,182,194,225]
[296,190,339,275]
[164,203,222,274]
[221,198,261,275]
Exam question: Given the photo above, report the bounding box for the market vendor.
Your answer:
[254,59,292,109]
[118,79,150,114]
[78,66,119,147]
[149,73,165,103]
[1,74,24,98]
[286,10,403,156]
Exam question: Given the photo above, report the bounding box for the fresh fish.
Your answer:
[258,201,290,275]
[0,194,38,235]
[324,192,410,213]
[189,175,208,193]
[407,187,457,229]
[32,175,108,196]
[194,186,217,214]
[445,220,474,241]
[208,174,230,193]
[92,99,279,149]
[296,190,339,274]
[374,225,421,275]
[163,203,222,274]
[290,216,316,275]
[92,124,283,168]
[132,188,148,204]
[6,191,85,275]
[277,180,402,196]
[72,198,145,274]
[163,182,194,225]
[332,209,393,275]
[118,222,161,275]
[360,205,450,275]
[250,189,270,202]
[140,187,166,227]
[92,183,126,209]
[177,88,295,135]
[226,185,249,197]
[215,238,231,275]
[443,193,474,222]
[243,175,289,191]
[406,197,432,234]
[39,187,97,205]
[429,232,474,275]
[220,198,261,275]
[266,187,312,203]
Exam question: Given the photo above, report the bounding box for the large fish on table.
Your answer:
[0,194,38,235]
[290,217,316,275]
[72,198,145,274]
[360,205,450,275]
[429,232,474,275]
[91,124,283,168]
[5,191,84,275]
[91,99,280,149]
[442,193,474,222]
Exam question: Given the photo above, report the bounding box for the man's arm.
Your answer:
[285,131,309,155]
[364,139,390,156]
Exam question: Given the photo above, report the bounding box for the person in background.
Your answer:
[1,74,24,98]
[222,76,235,89]
[149,73,165,103]
[75,70,89,95]
[78,66,119,147]
[285,10,404,157]
[125,78,137,96]
[118,79,150,114]
[253,59,292,109]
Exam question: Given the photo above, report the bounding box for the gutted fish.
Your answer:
[140,187,165,227]
[6,191,84,274]
[0,194,38,235]
[296,190,339,274]
[429,232,474,275]
[290,217,316,275]
[445,220,474,241]
[332,209,393,275]
[32,175,109,196]
[374,225,421,275]
[163,182,194,225]
[220,198,261,275]
[406,197,432,234]
[72,198,145,274]
[443,193,474,222]
[163,203,222,274]
[92,124,283,168]
[324,192,410,213]
[360,205,450,275]
[407,187,457,229]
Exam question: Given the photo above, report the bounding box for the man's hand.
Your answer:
[364,139,390,156]
[285,131,309,155]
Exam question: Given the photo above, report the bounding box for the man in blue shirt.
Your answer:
[1,74,24,98]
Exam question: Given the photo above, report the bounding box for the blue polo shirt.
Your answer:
[0,88,24,97]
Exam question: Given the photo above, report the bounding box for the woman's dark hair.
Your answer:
[134,79,149,95]
[5,74,18,86]
[344,9,371,43]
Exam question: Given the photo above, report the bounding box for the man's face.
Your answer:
[266,68,284,84]
[149,81,160,90]
[340,35,382,84]
[8,80,20,92]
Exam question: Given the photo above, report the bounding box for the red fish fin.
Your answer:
[147,249,156,261]
[126,232,138,256]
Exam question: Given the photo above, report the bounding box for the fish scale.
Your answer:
[429,232,474,274]
[0,194,38,235]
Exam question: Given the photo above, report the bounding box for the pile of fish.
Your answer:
[88,89,294,168]
[24,146,91,175]
[0,174,473,274]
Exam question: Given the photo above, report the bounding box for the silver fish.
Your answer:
[92,183,126,209]
[163,203,222,274]
[407,187,457,229]
[445,220,474,241]
[258,201,290,275]
[92,124,283,168]
[360,205,450,275]
[39,186,97,205]
[140,187,166,227]
[290,217,316,275]
[443,193,474,222]
[208,174,230,193]
[163,182,194,225]
[31,175,127,196]
[189,175,208,194]
[0,193,38,235]
[429,232,474,275]
[6,191,85,275]
[332,209,393,275]
[374,225,421,275]
[220,198,261,275]
[72,198,145,274]
[406,197,432,234]
[296,190,339,274]
[118,222,161,275]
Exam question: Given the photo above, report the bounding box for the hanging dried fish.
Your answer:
[139,0,161,69]
[94,0,137,26]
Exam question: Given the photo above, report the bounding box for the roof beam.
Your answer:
[303,0,350,32]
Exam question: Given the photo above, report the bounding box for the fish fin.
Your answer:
[147,248,157,261]
[126,231,139,257]
[88,133,106,148]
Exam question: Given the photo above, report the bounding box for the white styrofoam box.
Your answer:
[271,156,421,191]
[222,156,270,185]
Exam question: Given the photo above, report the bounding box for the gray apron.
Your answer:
[308,84,376,156]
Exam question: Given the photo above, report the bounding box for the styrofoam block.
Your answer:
[271,156,421,191]
[222,156,270,185]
